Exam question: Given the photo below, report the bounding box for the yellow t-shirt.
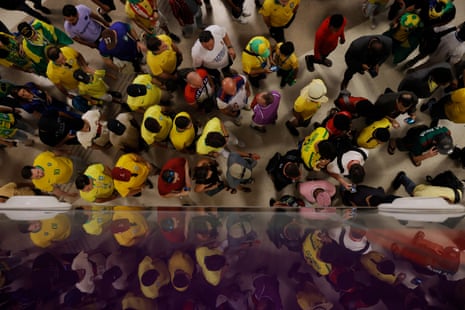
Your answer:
[113,153,151,197]
[30,214,71,248]
[242,36,270,75]
[294,94,321,121]
[259,0,300,27]
[274,42,298,71]
[146,35,177,76]
[127,74,161,111]
[32,151,74,192]
[46,46,80,90]
[196,117,223,155]
[141,105,172,145]
[125,0,156,32]
[169,112,196,151]
[357,118,391,149]
[361,251,396,284]
[112,208,148,247]
[80,163,114,202]
[413,184,460,202]
[82,206,113,235]
[300,127,330,170]
[445,88,465,123]
[77,69,108,100]
[138,256,170,299]
[168,250,194,292]
[195,246,224,286]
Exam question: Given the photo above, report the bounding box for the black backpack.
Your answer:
[426,170,464,203]
[419,26,456,55]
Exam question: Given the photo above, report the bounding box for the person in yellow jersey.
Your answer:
[138,256,170,299]
[300,127,337,171]
[196,117,230,157]
[141,104,173,146]
[169,112,196,152]
[126,74,165,113]
[81,205,113,235]
[112,153,160,197]
[121,292,155,310]
[21,150,84,199]
[45,45,94,98]
[73,68,122,106]
[111,206,149,247]
[195,246,226,286]
[242,36,272,88]
[272,41,298,88]
[146,34,183,91]
[75,163,117,203]
[17,213,71,248]
[357,118,391,149]
[259,0,300,42]
[168,250,194,292]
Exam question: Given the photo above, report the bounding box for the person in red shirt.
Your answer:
[183,68,216,112]
[157,157,192,198]
[305,14,346,72]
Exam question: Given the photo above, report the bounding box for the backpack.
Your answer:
[419,26,456,55]
[426,170,464,203]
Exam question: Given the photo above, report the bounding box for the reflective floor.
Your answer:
[1,0,465,209]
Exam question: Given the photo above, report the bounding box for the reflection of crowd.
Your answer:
[1,208,464,308]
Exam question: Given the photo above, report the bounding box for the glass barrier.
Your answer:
[0,199,464,309]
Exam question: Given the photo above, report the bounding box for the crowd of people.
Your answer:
[1,0,465,308]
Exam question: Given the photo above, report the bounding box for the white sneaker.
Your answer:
[233,16,248,24]
[241,11,251,17]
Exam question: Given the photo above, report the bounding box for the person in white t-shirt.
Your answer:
[191,25,236,82]
[327,224,372,254]
[326,148,368,190]
[216,75,251,126]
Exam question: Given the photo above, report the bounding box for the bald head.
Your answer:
[222,77,236,95]
[186,71,203,88]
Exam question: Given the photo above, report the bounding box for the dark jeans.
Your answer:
[231,0,245,18]
[399,173,417,195]
[429,95,449,127]
[269,13,297,43]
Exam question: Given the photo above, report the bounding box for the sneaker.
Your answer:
[97,7,112,23]
[285,121,299,136]
[391,171,406,190]
[233,16,248,24]
[168,33,181,43]
[250,124,266,133]
[305,55,315,72]
[322,58,332,67]
[241,11,251,17]
[109,91,122,99]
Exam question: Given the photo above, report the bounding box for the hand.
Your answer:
[101,4,111,12]
[427,147,439,158]
[264,68,273,74]
[228,47,236,60]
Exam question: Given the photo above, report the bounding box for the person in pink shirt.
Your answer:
[305,14,346,72]
[298,179,336,207]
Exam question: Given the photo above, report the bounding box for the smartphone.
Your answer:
[404,117,416,124]
[269,65,278,72]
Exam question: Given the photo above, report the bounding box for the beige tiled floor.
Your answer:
[1,0,465,208]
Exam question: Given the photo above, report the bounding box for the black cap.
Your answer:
[107,119,126,136]
[73,69,91,84]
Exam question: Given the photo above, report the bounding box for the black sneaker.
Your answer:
[285,121,299,136]
[109,91,122,99]
[168,33,181,43]
[391,171,406,190]
[305,55,315,72]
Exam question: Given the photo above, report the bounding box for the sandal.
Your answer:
[387,139,396,155]
[230,188,237,194]
[409,153,421,167]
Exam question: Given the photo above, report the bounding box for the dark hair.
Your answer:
[0,49,9,59]
[175,116,190,129]
[431,67,453,85]
[279,41,294,56]
[204,254,226,271]
[262,92,274,105]
[376,259,395,274]
[75,174,90,190]
[398,92,417,108]
[62,4,77,17]
[333,114,351,131]
[161,170,175,183]
[198,30,213,43]
[46,46,61,61]
[21,165,34,179]
[348,163,365,184]
[172,272,190,288]
[205,132,226,148]
[373,127,390,142]
[146,36,163,52]
[17,221,31,233]
[144,117,161,133]
[193,166,209,182]
[329,14,344,28]
[9,86,28,100]
[284,162,300,178]
[356,100,375,118]
[141,269,159,286]
[17,22,33,39]
[317,140,337,161]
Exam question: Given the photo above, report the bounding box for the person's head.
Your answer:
[186,71,203,88]
[17,22,36,40]
[333,113,351,131]
[21,165,44,180]
[313,188,332,207]
[62,5,79,25]
[283,162,301,180]
[107,119,126,136]
[146,36,167,54]
[46,46,64,64]
[434,132,454,154]
[279,41,294,56]
[17,220,41,233]
[198,30,214,50]
[162,169,179,184]
[221,77,237,96]
[175,116,191,130]
[356,99,376,118]
[101,29,117,50]
[205,132,226,148]
[368,37,384,53]
[172,271,190,289]
[373,127,390,142]
[141,269,160,286]
[10,86,33,101]
[248,37,270,58]
[193,166,210,182]
[255,92,274,106]
[75,174,92,191]
[204,254,226,271]
[317,140,337,162]
[144,117,161,133]
[397,92,417,111]
[376,259,395,274]
[329,14,344,30]
[430,67,453,86]
[348,163,365,184]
